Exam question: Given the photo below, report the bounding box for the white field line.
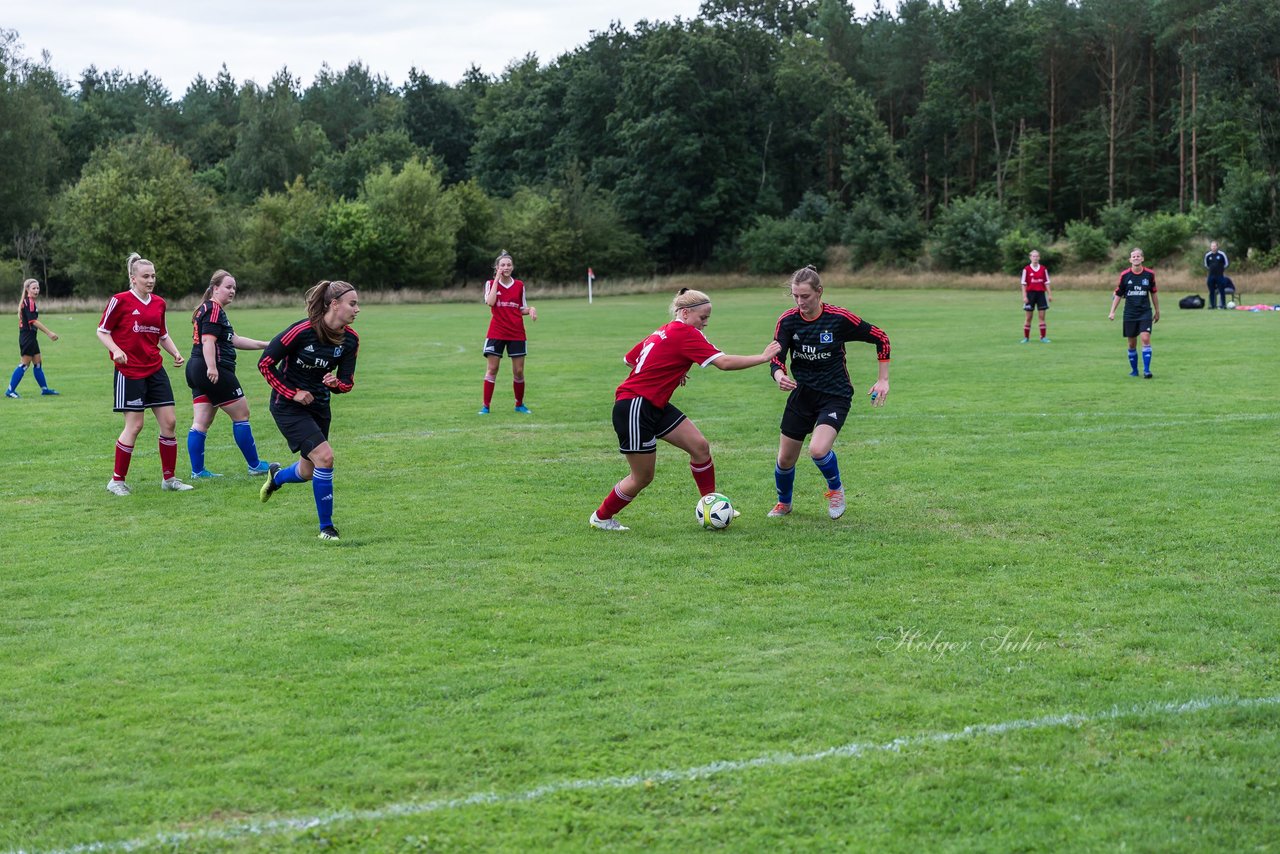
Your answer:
[13,694,1279,854]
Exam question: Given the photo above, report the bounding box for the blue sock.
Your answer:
[1142,346,1152,373]
[187,429,207,473]
[312,467,334,528]
[32,365,48,389]
[275,461,307,487]
[232,420,260,467]
[813,450,842,491]
[8,364,26,392]
[1128,349,1138,372]
[774,464,795,504]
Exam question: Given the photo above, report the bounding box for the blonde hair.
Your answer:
[493,250,513,273]
[305,280,357,344]
[19,278,38,312]
[126,252,154,282]
[194,269,233,322]
[788,265,822,292]
[670,287,711,319]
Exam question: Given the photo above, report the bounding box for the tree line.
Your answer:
[2,0,1278,298]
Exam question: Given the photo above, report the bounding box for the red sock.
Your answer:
[1023,323,1031,338]
[113,442,134,481]
[482,377,495,407]
[690,457,715,496]
[1039,323,1047,339]
[513,379,525,406]
[159,435,177,480]
[596,484,634,520]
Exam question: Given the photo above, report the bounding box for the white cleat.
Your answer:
[825,488,846,520]
[106,480,131,496]
[162,476,195,492]
[589,512,629,531]
[767,502,791,517]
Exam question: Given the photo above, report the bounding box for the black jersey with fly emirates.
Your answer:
[771,304,890,398]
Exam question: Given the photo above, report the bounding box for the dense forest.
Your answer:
[2,0,1279,297]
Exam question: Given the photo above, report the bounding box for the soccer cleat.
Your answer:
[1144,372,1153,379]
[191,469,222,479]
[767,502,792,517]
[1040,337,1051,343]
[162,476,195,491]
[514,404,532,414]
[260,462,282,502]
[478,406,490,415]
[106,479,131,496]
[825,488,846,520]
[318,525,341,542]
[733,509,741,518]
[4,389,19,399]
[247,461,274,476]
[1019,338,1029,344]
[589,512,629,531]
[1129,370,1140,377]
[41,388,60,395]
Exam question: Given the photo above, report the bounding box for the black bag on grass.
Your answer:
[1179,294,1205,309]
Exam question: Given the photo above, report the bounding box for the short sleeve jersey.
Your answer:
[770,304,891,398]
[258,319,359,415]
[1021,264,1050,292]
[486,279,528,341]
[1114,268,1157,320]
[190,300,237,369]
[615,320,723,409]
[19,298,37,331]
[98,290,169,379]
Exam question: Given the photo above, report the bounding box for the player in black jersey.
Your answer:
[768,266,890,520]
[185,270,273,478]
[6,278,60,398]
[1108,248,1160,379]
[257,281,361,542]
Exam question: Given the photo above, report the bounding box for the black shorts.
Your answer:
[780,386,851,441]
[186,359,246,407]
[113,369,175,412]
[612,396,686,454]
[1023,291,1049,311]
[19,330,39,357]
[1122,316,1153,338]
[483,338,527,358]
[270,400,332,459]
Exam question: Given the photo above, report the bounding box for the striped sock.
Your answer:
[312,467,334,528]
[813,450,842,491]
[774,464,796,504]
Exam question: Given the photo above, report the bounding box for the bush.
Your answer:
[844,200,925,267]
[930,195,1009,273]
[737,216,827,275]
[789,191,846,246]
[1098,199,1138,246]
[1129,213,1193,263]
[240,178,332,292]
[1214,167,1277,256]
[997,227,1060,275]
[1065,220,1110,263]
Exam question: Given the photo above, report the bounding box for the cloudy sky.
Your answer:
[8,0,885,95]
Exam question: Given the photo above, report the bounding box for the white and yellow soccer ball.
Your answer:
[696,492,734,530]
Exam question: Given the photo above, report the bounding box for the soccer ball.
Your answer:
[1226,300,1237,309]
[696,492,734,530]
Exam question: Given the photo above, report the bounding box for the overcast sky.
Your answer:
[8,0,884,95]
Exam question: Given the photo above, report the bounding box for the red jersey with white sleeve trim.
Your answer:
[485,278,528,340]
[98,289,169,379]
[1021,264,1050,291]
[615,320,723,409]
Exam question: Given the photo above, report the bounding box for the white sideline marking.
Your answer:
[14,694,1280,854]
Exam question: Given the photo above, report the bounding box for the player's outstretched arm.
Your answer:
[712,340,782,371]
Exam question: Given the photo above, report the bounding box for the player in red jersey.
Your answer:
[6,278,60,398]
[1019,249,1053,343]
[479,251,537,414]
[95,253,194,495]
[589,288,781,531]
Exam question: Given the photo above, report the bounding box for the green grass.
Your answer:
[2,288,1278,852]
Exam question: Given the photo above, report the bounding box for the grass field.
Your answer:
[2,287,1278,852]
